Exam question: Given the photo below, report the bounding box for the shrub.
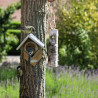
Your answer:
[59,29,94,69]
[6,21,21,55]
[56,0,98,69]
[0,2,21,61]
[7,29,21,55]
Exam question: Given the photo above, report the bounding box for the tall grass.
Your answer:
[46,68,98,98]
[0,67,98,98]
[0,81,19,98]
[0,68,19,98]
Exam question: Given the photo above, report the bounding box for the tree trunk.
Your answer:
[20,0,48,98]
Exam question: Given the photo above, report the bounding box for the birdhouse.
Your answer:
[48,29,58,67]
[17,33,44,66]
[48,0,55,2]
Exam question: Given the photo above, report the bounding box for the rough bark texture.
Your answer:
[20,0,48,98]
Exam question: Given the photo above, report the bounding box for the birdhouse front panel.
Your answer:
[48,29,58,67]
[23,39,42,66]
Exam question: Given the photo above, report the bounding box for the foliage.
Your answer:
[7,21,21,55]
[0,67,98,98]
[0,2,21,61]
[9,21,21,30]
[59,29,94,69]
[0,2,21,28]
[56,0,98,69]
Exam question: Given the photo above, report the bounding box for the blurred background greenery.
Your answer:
[0,0,98,97]
[56,0,98,69]
[0,1,21,62]
[0,0,98,70]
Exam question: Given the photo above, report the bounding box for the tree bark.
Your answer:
[20,0,48,98]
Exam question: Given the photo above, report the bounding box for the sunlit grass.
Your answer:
[0,67,98,98]
[0,81,19,98]
[46,69,98,98]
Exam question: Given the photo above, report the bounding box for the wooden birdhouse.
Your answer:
[48,29,58,67]
[17,33,44,66]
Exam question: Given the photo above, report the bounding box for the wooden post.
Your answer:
[48,29,58,67]
[20,0,48,98]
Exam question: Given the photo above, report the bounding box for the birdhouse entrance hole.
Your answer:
[25,42,38,56]
[23,40,42,66]
[25,42,38,58]
[26,46,34,55]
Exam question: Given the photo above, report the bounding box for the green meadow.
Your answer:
[0,67,98,98]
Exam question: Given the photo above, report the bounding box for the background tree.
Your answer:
[56,0,98,69]
[0,2,21,61]
[20,0,48,98]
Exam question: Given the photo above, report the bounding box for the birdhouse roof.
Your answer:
[16,33,44,50]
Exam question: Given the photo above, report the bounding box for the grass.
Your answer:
[46,68,98,98]
[0,67,98,98]
[0,81,19,98]
[0,68,19,98]
[0,68,17,81]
